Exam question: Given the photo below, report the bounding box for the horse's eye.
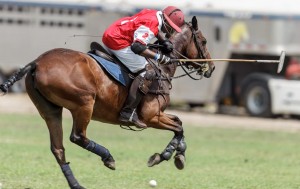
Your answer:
[202,39,207,46]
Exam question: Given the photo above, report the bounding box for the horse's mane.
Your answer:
[161,24,191,77]
[171,24,190,57]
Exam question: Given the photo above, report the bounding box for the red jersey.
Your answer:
[102,9,162,50]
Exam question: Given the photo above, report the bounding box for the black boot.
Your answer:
[119,73,154,128]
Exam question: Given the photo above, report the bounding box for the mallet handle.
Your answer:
[171,51,285,74]
[172,59,279,63]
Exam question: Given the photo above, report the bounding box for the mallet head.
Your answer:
[277,51,286,73]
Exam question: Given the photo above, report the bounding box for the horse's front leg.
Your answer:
[173,133,186,170]
[147,113,187,170]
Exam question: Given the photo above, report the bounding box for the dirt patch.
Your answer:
[1,94,300,132]
[0,94,38,114]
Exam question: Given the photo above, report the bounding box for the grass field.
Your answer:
[1,113,300,189]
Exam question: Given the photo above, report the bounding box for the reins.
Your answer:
[171,49,204,80]
[148,45,205,81]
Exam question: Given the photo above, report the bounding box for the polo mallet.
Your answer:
[172,51,286,73]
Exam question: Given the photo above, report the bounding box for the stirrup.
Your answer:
[119,111,147,128]
[119,116,147,128]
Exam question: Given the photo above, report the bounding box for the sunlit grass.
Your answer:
[1,113,300,189]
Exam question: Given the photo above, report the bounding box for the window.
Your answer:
[215,26,221,42]
[39,20,84,29]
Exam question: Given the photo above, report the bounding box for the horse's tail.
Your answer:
[0,61,36,95]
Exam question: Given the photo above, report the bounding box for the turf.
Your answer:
[1,113,300,189]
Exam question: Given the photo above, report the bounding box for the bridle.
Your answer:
[171,22,210,80]
[147,22,210,81]
[161,15,175,37]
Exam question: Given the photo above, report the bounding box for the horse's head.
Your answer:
[169,16,215,78]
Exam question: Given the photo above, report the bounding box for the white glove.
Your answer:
[155,53,171,65]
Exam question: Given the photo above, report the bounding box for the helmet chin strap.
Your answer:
[164,22,174,37]
[161,15,174,37]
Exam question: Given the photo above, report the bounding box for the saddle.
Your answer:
[88,42,170,95]
[90,42,131,72]
[88,42,133,86]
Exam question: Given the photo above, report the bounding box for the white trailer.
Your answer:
[125,0,300,117]
[0,0,126,92]
[169,0,300,118]
[1,0,300,117]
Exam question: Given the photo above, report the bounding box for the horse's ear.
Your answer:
[192,16,198,31]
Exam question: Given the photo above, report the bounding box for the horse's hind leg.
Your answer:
[69,102,115,170]
[26,74,84,189]
[25,75,84,189]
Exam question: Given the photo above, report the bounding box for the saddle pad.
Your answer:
[88,53,131,87]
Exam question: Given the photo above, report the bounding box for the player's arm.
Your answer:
[131,42,171,65]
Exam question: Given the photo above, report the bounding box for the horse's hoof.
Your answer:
[147,153,162,167]
[174,154,185,170]
[103,156,116,170]
[104,161,116,170]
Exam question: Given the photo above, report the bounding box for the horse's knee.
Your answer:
[70,133,86,146]
[170,126,183,135]
[167,114,182,126]
[173,116,182,126]
[174,125,183,134]
[69,134,78,144]
[166,114,183,133]
[177,119,182,126]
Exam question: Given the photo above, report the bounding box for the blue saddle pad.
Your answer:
[88,53,131,86]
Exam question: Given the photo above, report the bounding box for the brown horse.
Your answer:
[0,16,214,189]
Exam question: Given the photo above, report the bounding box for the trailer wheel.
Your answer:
[243,80,272,117]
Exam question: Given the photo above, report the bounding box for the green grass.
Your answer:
[1,113,300,189]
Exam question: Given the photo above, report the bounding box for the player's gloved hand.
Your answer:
[154,53,171,65]
[160,39,174,53]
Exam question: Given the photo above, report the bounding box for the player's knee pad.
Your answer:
[138,69,156,94]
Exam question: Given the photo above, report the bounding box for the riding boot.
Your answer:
[119,72,154,128]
